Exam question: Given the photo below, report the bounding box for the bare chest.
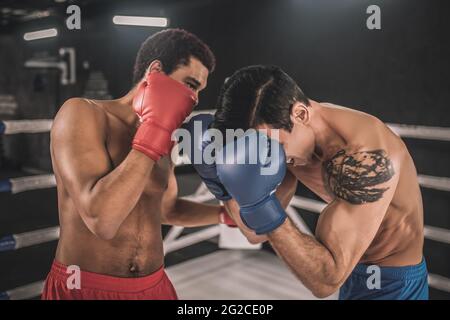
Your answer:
[105,115,170,195]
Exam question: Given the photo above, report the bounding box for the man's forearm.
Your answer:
[163,199,222,227]
[268,218,342,297]
[85,150,154,238]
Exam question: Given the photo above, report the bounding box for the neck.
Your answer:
[117,85,138,107]
[114,85,140,128]
[309,100,347,162]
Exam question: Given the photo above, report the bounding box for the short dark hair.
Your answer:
[213,65,309,133]
[133,28,216,84]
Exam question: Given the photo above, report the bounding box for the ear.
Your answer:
[145,60,163,77]
[290,102,310,125]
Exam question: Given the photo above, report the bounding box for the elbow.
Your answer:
[305,268,344,299]
[311,273,344,299]
[91,222,118,241]
[161,210,178,226]
[80,191,124,240]
[90,219,119,240]
[245,233,268,245]
[310,285,339,299]
[247,238,264,245]
[84,207,120,240]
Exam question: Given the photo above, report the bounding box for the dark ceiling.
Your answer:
[0,0,194,30]
[0,0,93,28]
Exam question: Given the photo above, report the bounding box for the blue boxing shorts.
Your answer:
[339,258,428,300]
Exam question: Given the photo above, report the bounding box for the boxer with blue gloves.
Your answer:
[211,65,428,300]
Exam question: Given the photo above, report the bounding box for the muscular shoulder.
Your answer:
[53,98,107,128]
[324,148,396,204]
[52,98,108,141]
[55,98,107,122]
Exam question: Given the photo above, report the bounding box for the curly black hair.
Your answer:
[133,28,216,84]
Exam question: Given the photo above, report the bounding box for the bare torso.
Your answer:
[52,99,170,277]
[288,103,424,266]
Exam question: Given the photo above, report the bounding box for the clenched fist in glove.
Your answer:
[132,71,197,161]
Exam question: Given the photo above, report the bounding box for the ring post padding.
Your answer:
[0,235,16,252]
[0,179,12,193]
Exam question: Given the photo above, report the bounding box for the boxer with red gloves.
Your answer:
[44,29,235,300]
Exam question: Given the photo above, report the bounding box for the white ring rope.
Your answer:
[9,174,56,194]
[2,119,53,134]
[418,175,450,192]
[424,225,450,245]
[3,171,450,195]
[163,225,221,255]
[189,109,450,142]
[1,108,450,142]
[387,123,450,142]
[1,281,45,300]
[13,226,60,249]
[428,274,450,294]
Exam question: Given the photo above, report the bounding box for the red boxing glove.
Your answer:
[219,206,238,228]
[132,72,197,161]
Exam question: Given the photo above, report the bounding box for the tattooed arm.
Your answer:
[267,149,399,298]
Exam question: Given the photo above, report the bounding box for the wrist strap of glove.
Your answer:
[219,206,237,227]
[132,121,173,161]
[240,193,287,235]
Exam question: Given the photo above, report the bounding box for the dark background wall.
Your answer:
[1,0,449,171]
[0,0,449,299]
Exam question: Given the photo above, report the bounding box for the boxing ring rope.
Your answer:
[1,172,449,195]
[164,225,221,254]
[1,115,450,298]
[428,274,450,294]
[0,281,45,300]
[0,174,56,194]
[0,119,53,135]
[2,176,449,246]
[189,109,450,142]
[386,123,450,142]
[3,114,450,142]
[2,182,449,248]
[418,175,450,192]
[0,227,60,252]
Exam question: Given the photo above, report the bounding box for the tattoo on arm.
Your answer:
[325,149,395,204]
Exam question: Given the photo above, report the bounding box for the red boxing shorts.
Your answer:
[41,260,178,300]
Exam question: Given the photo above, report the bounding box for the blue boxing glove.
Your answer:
[183,114,231,201]
[216,130,287,234]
